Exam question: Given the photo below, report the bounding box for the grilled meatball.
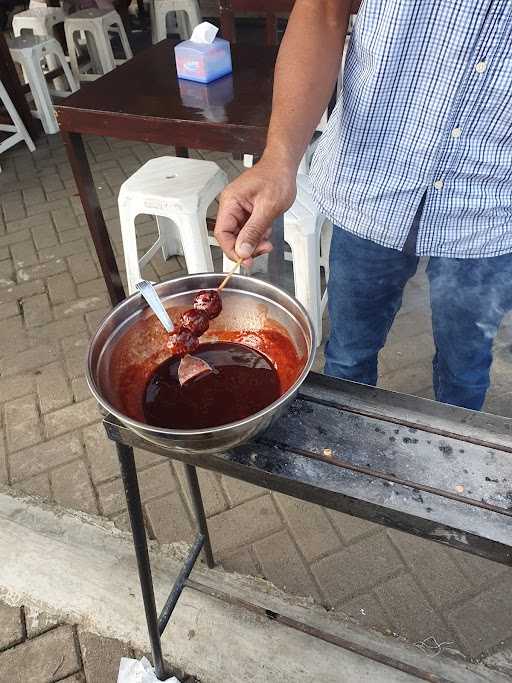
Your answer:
[180,308,209,336]
[193,290,222,320]
[166,327,199,356]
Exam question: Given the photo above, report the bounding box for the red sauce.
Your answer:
[143,342,280,429]
[109,311,306,425]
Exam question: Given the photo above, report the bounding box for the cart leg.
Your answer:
[116,443,168,680]
[183,464,215,568]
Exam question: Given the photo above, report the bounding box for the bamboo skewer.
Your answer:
[218,258,243,291]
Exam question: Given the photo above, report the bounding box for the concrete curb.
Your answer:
[0,489,507,682]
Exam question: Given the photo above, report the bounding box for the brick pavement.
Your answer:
[2,133,512,662]
[0,600,198,682]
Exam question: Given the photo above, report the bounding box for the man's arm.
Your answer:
[214,0,354,263]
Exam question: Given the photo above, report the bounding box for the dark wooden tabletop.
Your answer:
[56,40,277,154]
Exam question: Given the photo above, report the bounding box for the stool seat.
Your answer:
[151,0,201,43]
[119,156,228,294]
[64,8,132,81]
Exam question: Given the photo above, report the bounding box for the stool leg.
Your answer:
[52,44,78,94]
[94,27,115,74]
[65,26,81,81]
[0,80,35,152]
[287,228,322,345]
[119,203,143,294]
[177,212,214,274]
[116,443,168,681]
[156,216,183,259]
[154,5,168,43]
[111,19,133,60]
[23,57,59,135]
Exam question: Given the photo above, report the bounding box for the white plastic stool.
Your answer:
[0,79,35,172]
[12,6,66,37]
[119,156,228,294]
[9,35,78,135]
[151,0,201,43]
[283,175,331,346]
[64,8,132,82]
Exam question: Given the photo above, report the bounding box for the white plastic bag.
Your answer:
[117,657,181,683]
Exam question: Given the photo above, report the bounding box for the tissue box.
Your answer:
[174,37,232,84]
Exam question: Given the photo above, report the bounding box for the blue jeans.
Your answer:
[324,227,512,410]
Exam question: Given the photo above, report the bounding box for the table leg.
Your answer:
[117,443,168,681]
[61,131,125,306]
[183,464,215,568]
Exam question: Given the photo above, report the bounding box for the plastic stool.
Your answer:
[118,156,228,294]
[9,35,78,135]
[0,79,35,172]
[12,6,65,37]
[64,8,132,82]
[151,0,201,43]
[283,175,331,345]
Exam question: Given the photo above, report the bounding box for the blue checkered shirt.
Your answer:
[310,1,512,258]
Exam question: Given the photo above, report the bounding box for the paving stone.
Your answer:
[51,207,78,231]
[60,228,86,245]
[61,335,90,378]
[0,604,22,650]
[24,607,59,638]
[0,432,7,484]
[312,532,404,604]
[85,307,110,334]
[0,229,31,248]
[177,467,229,517]
[0,625,79,682]
[219,546,260,576]
[31,222,58,249]
[41,174,64,194]
[134,448,166,469]
[77,277,107,298]
[78,629,131,683]
[0,301,19,320]
[53,295,110,319]
[14,473,51,498]
[207,495,282,555]
[379,364,433,395]
[376,574,456,645]
[68,253,98,284]
[36,362,73,413]
[83,422,119,484]
[8,215,52,235]
[9,433,83,481]
[10,240,38,268]
[274,494,341,562]
[22,186,45,206]
[389,530,473,608]
[17,259,67,285]
[145,491,194,544]
[379,333,435,375]
[98,462,177,515]
[0,279,45,304]
[39,239,89,263]
[326,509,380,544]
[72,377,91,403]
[21,293,53,327]
[26,197,70,218]
[5,396,42,452]
[28,315,88,344]
[3,201,26,222]
[0,316,29,356]
[51,459,98,514]
[0,258,15,287]
[254,530,320,599]
[340,592,393,633]
[47,272,76,305]
[44,398,99,438]
[452,549,509,587]
[0,373,36,404]
[221,477,266,506]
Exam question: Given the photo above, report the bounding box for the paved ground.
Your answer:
[2,126,512,666]
[0,600,197,682]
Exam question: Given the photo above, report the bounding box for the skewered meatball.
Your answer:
[181,308,209,336]
[166,327,199,356]
[193,290,222,320]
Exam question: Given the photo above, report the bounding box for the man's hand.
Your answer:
[214,157,297,265]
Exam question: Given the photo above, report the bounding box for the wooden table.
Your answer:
[56,40,279,306]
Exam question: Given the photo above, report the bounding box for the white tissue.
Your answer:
[190,21,219,44]
[117,657,181,683]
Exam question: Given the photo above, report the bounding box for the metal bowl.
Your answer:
[87,273,315,456]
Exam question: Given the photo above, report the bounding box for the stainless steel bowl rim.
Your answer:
[86,273,316,437]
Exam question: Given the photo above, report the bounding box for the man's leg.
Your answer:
[325,227,419,384]
[428,254,512,410]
